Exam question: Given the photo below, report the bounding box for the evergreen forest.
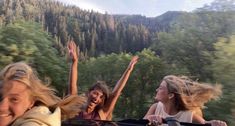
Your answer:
[0,0,234,125]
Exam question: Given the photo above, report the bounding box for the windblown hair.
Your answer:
[163,75,222,116]
[0,62,85,120]
[89,81,110,108]
[88,81,112,120]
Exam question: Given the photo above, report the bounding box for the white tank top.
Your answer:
[155,102,193,126]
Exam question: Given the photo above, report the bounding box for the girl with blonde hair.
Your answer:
[0,62,84,126]
[144,75,227,126]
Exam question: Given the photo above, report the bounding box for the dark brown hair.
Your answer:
[89,81,110,108]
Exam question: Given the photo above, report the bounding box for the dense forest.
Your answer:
[0,0,234,125]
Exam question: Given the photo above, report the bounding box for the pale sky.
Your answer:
[56,0,214,17]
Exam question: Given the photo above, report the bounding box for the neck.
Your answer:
[163,101,179,115]
[85,105,95,113]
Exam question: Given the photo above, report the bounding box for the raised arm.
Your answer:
[68,41,79,95]
[103,56,138,114]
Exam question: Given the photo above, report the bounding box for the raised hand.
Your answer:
[67,41,79,95]
[103,55,139,119]
[67,41,79,62]
[127,56,139,71]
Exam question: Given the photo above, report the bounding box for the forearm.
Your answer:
[103,64,134,114]
[112,67,133,95]
[104,56,138,114]
[112,56,138,96]
[69,60,78,95]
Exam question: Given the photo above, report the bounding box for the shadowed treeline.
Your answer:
[0,0,234,125]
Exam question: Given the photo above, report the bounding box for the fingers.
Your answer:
[206,120,227,126]
[146,115,163,126]
[67,41,79,61]
[132,55,139,61]
[130,56,139,65]
[214,121,227,126]
[152,120,160,126]
[68,40,76,47]
[127,56,138,71]
[68,41,76,51]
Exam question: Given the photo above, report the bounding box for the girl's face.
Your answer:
[155,81,171,102]
[87,88,105,111]
[0,80,34,126]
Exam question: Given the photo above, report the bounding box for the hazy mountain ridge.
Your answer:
[0,0,234,57]
[113,11,185,32]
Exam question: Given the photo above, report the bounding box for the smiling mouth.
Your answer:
[88,99,98,106]
[0,113,11,117]
[91,100,97,105]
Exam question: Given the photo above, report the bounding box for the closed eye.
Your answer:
[9,97,21,103]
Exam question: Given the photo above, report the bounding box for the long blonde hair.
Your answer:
[0,62,85,120]
[163,75,222,116]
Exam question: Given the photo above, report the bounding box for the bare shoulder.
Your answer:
[144,102,159,119]
[192,113,205,124]
[98,109,107,120]
[150,102,158,109]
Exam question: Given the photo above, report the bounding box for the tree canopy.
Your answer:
[0,0,234,124]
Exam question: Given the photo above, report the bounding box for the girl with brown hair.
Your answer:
[67,41,138,120]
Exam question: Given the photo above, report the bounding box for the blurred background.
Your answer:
[0,0,234,125]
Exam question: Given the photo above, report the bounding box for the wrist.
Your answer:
[73,59,78,62]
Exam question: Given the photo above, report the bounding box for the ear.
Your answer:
[29,100,35,109]
[168,93,174,99]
